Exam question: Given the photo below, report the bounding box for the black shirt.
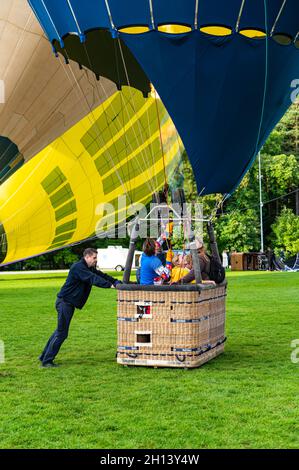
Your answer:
[57,258,119,309]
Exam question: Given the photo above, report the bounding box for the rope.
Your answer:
[217,188,299,218]
[0,9,35,163]
[252,0,269,177]
[0,15,75,210]
[84,64,155,200]
[109,44,156,198]
[81,44,137,204]
[116,37,160,195]
[51,55,139,239]
[104,0,116,31]
[112,39,133,201]
[66,0,83,38]
[40,0,61,42]
[61,38,162,239]
[208,195,227,222]
[61,48,135,207]
[145,91,159,190]
[154,90,169,204]
[194,0,199,29]
[148,0,155,30]
[270,0,287,37]
[235,0,246,33]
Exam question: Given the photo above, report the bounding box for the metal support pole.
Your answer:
[258,152,264,253]
[123,222,139,284]
[189,236,202,284]
[296,189,299,216]
[207,221,221,264]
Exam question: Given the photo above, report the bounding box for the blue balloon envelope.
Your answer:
[28,0,299,195]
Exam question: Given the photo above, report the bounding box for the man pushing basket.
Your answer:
[39,248,121,368]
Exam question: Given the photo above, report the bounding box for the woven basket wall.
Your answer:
[116,284,226,368]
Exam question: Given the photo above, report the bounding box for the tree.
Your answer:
[53,249,78,269]
[216,209,260,253]
[276,103,299,159]
[270,207,299,257]
[262,154,299,197]
[23,255,48,270]
[262,129,283,156]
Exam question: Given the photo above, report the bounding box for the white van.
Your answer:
[97,246,142,272]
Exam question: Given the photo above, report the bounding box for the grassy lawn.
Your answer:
[0,270,298,449]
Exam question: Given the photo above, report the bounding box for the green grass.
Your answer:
[0,270,298,449]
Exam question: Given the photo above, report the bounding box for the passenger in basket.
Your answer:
[184,254,193,271]
[172,240,216,286]
[154,240,166,266]
[140,238,170,285]
[170,254,190,283]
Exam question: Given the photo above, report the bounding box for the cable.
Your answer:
[113,39,154,199]
[235,0,246,33]
[217,187,299,217]
[116,38,158,195]
[82,40,156,200]
[0,10,35,163]
[60,50,134,208]
[82,43,138,202]
[254,0,269,160]
[270,0,287,37]
[153,90,169,203]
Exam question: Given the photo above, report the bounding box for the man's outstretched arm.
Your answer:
[74,264,115,288]
[94,268,121,286]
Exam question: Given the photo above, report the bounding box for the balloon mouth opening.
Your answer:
[119,25,150,34]
[158,24,192,34]
[119,24,193,35]
[200,25,232,37]
[239,28,266,39]
[272,33,293,46]
[52,24,299,50]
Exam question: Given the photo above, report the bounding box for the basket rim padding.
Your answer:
[116,281,227,292]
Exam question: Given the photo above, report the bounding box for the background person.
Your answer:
[222,250,229,269]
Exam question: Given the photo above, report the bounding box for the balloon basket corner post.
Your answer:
[116,283,227,369]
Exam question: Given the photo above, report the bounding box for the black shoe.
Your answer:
[41,361,59,368]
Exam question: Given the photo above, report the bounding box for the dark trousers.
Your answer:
[40,298,75,365]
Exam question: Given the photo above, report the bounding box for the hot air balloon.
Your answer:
[22,0,299,367]
[1,0,298,368]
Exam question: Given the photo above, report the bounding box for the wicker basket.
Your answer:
[116,283,227,368]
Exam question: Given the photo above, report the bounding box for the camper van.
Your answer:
[97,246,142,272]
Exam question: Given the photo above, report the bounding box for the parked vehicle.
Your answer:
[97,246,142,271]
